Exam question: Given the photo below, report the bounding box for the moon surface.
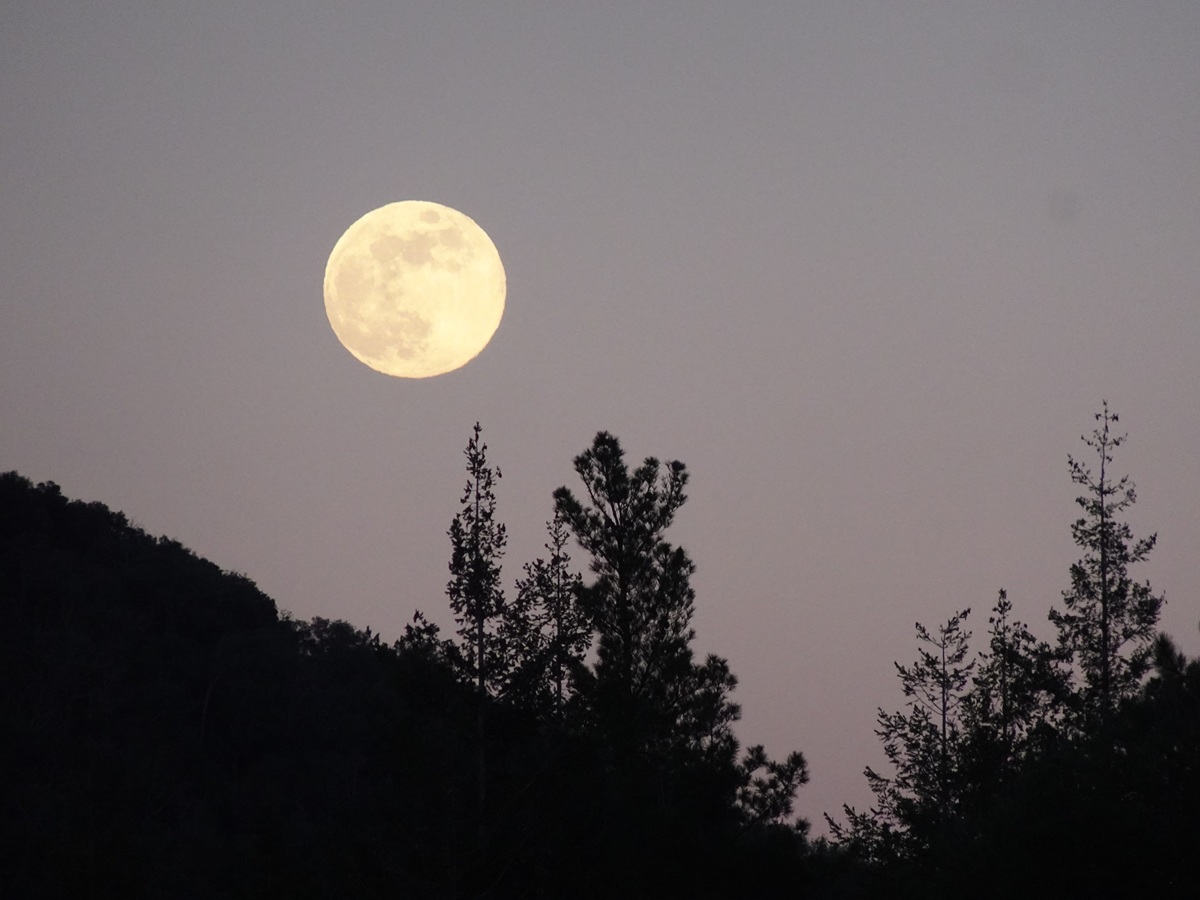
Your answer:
[323,201,506,378]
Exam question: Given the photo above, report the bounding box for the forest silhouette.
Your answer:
[2,407,1197,898]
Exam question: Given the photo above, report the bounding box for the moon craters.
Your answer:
[323,201,505,378]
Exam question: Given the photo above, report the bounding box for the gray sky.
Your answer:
[4,1,1198,829]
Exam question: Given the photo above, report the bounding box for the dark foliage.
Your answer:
[823,406,1198,898]
[503,510,589,717]
[553,432,808,834]
[4,405,1195,898]
[0,463,811,899]
[1049,401,1164,727]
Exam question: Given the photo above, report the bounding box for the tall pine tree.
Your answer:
[552,432,740,767]
[554,434,691,745]
[962,591,1061,779]
[447,422,508,695]
[829,610,975,862]
[445,422,507,843]
[502,511,589,716]
[1049,402,1164,727]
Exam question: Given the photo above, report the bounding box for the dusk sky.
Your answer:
[3,2,1198,828]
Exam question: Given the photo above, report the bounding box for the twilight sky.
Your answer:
[3,1,1198,829]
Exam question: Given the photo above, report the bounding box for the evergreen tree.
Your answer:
[446,422,508,696]
[552,432,709,759]
[1049,402,1164,726]
[956,589,1063,836]
[552,432,811,870]
[445,422,507,844]
[551,433,811,837]
[502,511,590,716]
[736,743,810,829]
[830,609,974,861]
[962,591,1061,777]
[823,409,1186,895]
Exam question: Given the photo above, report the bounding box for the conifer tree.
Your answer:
[736,744,810,829]
[552,432,739,763]
[1049,402,1164,726]
[445,422,507,842]
[554,432,809,837]
[447,422,508,696]
[503,511,589,716]
[958,590,1062,822]
[553,434,692,739]
[830,610,974,860]
[887,610,974,827]
[965,593,1060,760]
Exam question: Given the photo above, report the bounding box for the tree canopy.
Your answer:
[2,405,1196,898]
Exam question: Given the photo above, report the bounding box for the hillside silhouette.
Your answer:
[2,410,1198,899]
[1,472,466,896]
[0,468,809,899]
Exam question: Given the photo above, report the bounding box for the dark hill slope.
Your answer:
[0,472,468,899]
[0,473,823,900]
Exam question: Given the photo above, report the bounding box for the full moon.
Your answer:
[323,200,505,378]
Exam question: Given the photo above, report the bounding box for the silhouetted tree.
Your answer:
[503,511,589,716]
[830,609,974,862]
[1108,629,1200,891]
[447,422,509,695]
[395,609,451,660]
[445,422,507,846]
[1049,402,1164,728]
[960,590,1061,796]
[736,744,810,829]
[550,431,814,881]
[0,467,830,898]
[552,432,737,765]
